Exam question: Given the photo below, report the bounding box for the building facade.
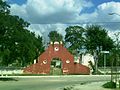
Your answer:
[23,42,90,74]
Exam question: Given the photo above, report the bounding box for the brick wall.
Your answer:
[23,42,90,74]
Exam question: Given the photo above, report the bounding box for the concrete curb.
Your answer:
[0,75,111,78]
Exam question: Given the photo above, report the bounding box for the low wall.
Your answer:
[0,67,23,75]
[0,70,23,75]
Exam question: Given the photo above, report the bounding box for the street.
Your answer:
[0,75,111,90]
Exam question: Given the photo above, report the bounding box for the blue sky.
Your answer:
[92,0,120,5]
[9,0,120,23]
[7,0,27,5]
[7,0,120,40]
[8,0,120,6]
[81,0,120,13]
[8,0,120,13]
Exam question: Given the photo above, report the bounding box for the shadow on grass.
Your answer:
[0,77,18,81]
[102,81,116,89]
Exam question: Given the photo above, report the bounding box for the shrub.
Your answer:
[103,81,116,88]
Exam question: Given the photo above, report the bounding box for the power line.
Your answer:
[35,22,120,24]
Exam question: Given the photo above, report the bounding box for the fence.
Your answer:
[98,67,120,74]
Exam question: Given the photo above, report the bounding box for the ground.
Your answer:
[0,75,112,90]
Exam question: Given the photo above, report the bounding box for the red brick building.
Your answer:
[23,42,90,74]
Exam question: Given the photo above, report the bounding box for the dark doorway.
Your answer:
[50,58,62,75]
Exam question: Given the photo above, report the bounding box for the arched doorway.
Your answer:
[50,58,62,75]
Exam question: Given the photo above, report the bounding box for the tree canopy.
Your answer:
[64,25,115,67]
[85,25,114,54]
[0,0,44,66]
[65,26,85,54]
[48,31,63,42]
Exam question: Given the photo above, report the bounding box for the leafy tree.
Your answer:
[0,0,44,66]
[65,26,85,54]
[48,31,63,42]
[109,32,120,82]
[0,0,10,14]
[85,25,114,53]
[111,32,120,66]
[64,25,114,67]
[85,25,114,67]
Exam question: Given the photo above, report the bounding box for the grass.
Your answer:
[1,74,50,76]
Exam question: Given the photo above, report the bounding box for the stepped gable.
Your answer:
[23,41,90,74]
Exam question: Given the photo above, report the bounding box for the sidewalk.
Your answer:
[0,75,111,78]
[63,82,116,90]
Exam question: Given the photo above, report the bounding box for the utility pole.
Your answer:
[101,51,109,74]
[94,49,98,74]
[104,53,106,74]
[114,32,120,88]
[108,13,120,88]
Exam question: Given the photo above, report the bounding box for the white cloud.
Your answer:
[10,1,120,24]
[10,4,28,19]
[9,0,120,39]
[10,0,93,24]
[96,1,120,22]
[28,24,67,43]
[78,1,120,23]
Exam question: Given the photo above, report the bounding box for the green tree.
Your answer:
[111,32,120,66]
[0,0,44,66]
[48,31,63,42]
[85,25,114,53]
[0,0,10,14]
[109,32,120,83]
[85,25,114,67]
[65,26,85,54]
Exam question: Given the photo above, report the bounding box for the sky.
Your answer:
[6,0,120,42]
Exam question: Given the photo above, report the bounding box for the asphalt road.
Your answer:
[0,75,111,90]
